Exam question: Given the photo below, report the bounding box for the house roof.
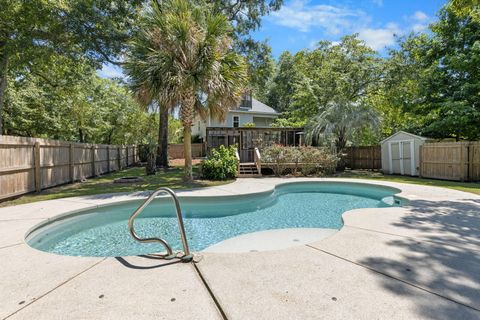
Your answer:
[251,98,278,114]
[231,98,279,115]
[380,131,430,144]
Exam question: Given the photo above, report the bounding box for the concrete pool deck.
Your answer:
[0,177,479,319]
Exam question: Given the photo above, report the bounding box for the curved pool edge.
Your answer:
[24,180,403,248]
[20,177,477,256]
[202,228,339,253]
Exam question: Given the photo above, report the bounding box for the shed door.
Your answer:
[390,142,401,174]
[389,140,415,176]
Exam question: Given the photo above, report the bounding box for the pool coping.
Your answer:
[1,177,480,319]
[23,179,406,255]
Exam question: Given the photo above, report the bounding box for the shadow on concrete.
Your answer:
[359,199,480,319]
[115,255,182,269]
[399,199,480,249]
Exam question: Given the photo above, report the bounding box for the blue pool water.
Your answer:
[26,182,401,257]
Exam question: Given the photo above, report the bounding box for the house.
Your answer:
[192,93,279,140]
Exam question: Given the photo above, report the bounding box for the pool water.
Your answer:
[26,182,401,257]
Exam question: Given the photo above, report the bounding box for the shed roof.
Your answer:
[380,131,430,144]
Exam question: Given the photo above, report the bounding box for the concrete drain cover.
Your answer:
[113,176,144,183]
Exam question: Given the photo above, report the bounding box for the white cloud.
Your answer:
[97,63,124,79]
[309,39,318,48]
[309,39,343,49]
[270,1,432,52]
[408,11,430,33]
[358,23,402,50]
[413,11,429,22]
[411,23,428,32]
[269,0,368,34]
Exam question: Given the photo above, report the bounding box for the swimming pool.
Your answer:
[26,182,402,257]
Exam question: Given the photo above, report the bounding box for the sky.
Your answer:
[253,0,447,57]
[97,0,448,78]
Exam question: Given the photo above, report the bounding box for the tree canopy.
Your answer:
[0,0,144,133]
[383,5,480,140]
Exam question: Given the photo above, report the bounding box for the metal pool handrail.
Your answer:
[128,187,192,262]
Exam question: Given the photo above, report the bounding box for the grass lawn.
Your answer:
[2,166,479,208]
[335,170,480,196]
[0,163,233,207]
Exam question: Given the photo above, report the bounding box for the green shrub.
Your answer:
[261,144,288,176]
[298,146,338,176]
[261,145,338,176]
[243,122,256,128]
[201,145,238,180]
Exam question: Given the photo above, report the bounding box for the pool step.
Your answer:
[239,163,262,177]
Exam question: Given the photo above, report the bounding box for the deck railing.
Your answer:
[254,147,262,173]
[235,149,240,177]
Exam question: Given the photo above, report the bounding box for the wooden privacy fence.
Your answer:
[420,141,480,181]
[344,146,381,170]
[168,143,205,159]
[0,135,138,200]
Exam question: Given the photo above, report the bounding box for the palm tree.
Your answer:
[126,0,247,181]
[125,3,175,170]
[306,101,379,151]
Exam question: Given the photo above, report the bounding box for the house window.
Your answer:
[233,116,239,128]
[240,91,252,109]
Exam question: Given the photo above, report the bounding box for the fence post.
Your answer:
[369,147,375,171]
[107,146,110,173]
[117,146,121,170]
[126,146,129,167]
[34,142,41,192]
[467,143,473,182]
[91,145,96,177]
[460,143,466,182]
[351,147,355,170]
[419,145,423,177]
[69,143,74,182]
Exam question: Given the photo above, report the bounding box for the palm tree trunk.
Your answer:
[180,91,195,182]
[183,126,193,181]
[156,104,169,168]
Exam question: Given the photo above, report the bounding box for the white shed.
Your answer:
[381,131,432,176]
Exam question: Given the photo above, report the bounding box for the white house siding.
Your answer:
[253,116,274,127]
[225,112,254,127]
[192,118,206,138]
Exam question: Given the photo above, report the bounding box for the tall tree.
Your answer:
[4,54,147,144]
[242,40,275,101]
[267,51,298,112]
[273,36,384,146]
[128,0,281,168]
[0,0,142,134]
[126,0,247,181]
[306,101,379,151]
[386,5,480,140]
[211,0,282,100]
[449,0,480,20]
[212,0,283,37]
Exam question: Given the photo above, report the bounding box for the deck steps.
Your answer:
[238,163,262,177]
